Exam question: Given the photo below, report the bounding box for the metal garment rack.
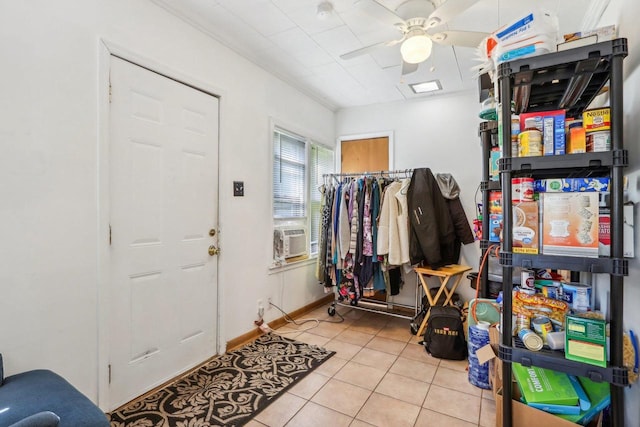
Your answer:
[323,169,418,322]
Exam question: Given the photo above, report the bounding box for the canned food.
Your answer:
[586,130,610,152]
[518,328,544,351]
[518,129,542,157]
[512,178,534,202]
[532,316,553,343]
[515,314,530,334]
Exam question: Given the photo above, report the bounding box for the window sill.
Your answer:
[268,255,317,273]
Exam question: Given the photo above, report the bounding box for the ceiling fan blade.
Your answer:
[401,61,419,76]
[355,0,406,27]
[426,0,479,28]
[340,38,403,60]
[430,30,489,48]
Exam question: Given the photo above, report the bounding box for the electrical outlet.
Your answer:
[257,299,264,318]
[267,297,273,310]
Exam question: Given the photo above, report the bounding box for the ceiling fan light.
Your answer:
[400,34,432,64]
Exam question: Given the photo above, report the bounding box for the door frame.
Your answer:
[97,39,225,410]
[336,131,395,173]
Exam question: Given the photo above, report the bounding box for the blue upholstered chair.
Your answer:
[0,354,109,427]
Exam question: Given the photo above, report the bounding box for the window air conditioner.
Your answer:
[274,226,308,259]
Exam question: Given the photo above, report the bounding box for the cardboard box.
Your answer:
[596,204,634,258]
[496,385,604,427]
[513,201,539,254]
[565,315,607,367]
[480,326,606,426]
[583,108,610,133]
[541,193,599,257]
[534,178,609,193]
[489,214,503,243]
[520,110,566,155]
[512,363,578,406]
[490,149,500,181]
[598,209,610,256]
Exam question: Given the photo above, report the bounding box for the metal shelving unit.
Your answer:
[496,38,629,427]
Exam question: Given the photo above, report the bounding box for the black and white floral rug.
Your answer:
[108,333,335,426]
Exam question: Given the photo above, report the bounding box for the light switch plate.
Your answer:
[233,181,244,197]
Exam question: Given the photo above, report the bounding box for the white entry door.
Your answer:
[108,56,219,409]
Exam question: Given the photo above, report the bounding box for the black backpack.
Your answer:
[422,306,467,360]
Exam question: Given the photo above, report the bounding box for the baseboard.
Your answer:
[226,293,334,352]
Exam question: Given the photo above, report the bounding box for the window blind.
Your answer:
[273,128,306,218]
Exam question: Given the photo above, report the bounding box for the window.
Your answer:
[272,127,334,260]
[309,144,334,254]
[273,129,306,219]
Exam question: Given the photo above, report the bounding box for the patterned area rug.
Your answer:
[108,333,335,426]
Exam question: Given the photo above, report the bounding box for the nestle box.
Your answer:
[541,193,599,258]
[513,201,539,254]
[583,108,610,133]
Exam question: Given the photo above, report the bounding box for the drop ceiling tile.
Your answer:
[252,46,313,78]
[313,25,364,58]
[217,0,297,36]
[370,47,403,69]
[284,6,345,35]
[271,0,315,14]
[338,9,398,38]
[270,27,335,67]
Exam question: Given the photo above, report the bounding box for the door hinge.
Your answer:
[109,81,112,103]
[108,364,112,384]
[109,224,112,246]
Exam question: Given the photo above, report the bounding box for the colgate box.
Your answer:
[520,110,566,155]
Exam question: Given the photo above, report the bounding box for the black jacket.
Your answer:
[408,168,456,269]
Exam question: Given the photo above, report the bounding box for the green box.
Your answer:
[512,363,579,406]
[565,315,607,367]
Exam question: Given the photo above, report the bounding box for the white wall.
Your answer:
[0,0,333,407]
[336,90,484,305]
[597,1,640,424]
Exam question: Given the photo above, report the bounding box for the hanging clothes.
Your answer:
[376,180,403,264]
[436,173,475,263]
[407,167,456,269]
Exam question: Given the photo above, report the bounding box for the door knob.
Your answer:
[208,245,220,256]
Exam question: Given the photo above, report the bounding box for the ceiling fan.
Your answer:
[341,0,489,75]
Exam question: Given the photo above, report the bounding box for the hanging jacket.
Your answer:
[408,168,456,269]
[436,173,475,245]
[376,180,403,264]
[395,177,412,265]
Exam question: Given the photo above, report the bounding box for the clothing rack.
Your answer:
[321,169,419,323]
[323,168,414,178]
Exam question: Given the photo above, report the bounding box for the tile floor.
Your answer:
[246,302,496,427]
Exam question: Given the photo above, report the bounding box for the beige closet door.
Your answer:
[108,56,219,409]
[341,136,389,173]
